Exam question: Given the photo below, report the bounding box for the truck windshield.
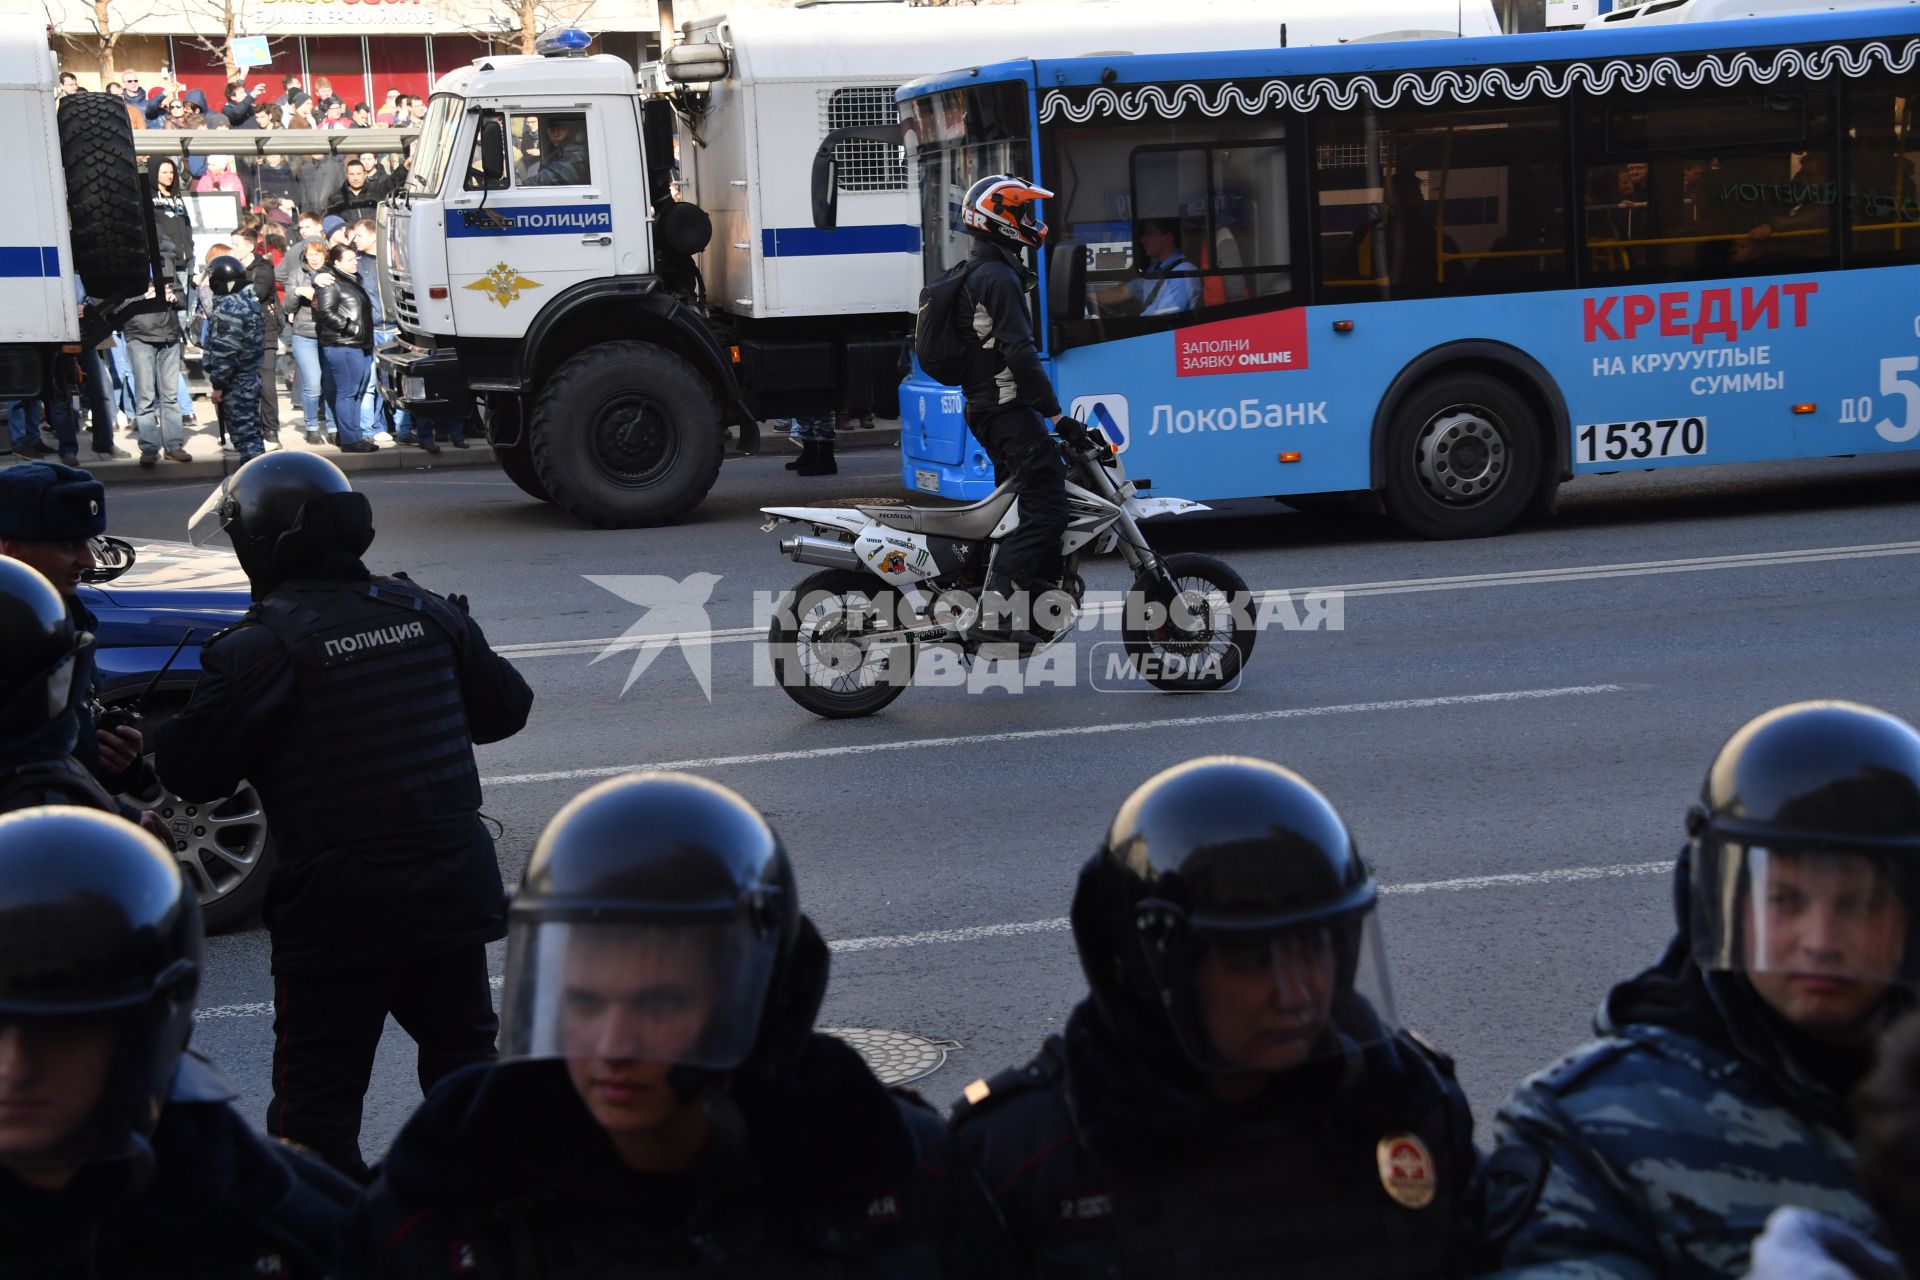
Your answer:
[903,81,1032,285]
[408,94,464,196]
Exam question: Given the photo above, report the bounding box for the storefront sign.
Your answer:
[256,0,438,30]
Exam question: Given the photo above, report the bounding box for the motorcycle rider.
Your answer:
[0,805,356,1276]
[1489,700,1920,1278]
[353,771,1010,1276]
[155,452,534,1181]
[951,755,1540,1277]
[953,174,1079,648]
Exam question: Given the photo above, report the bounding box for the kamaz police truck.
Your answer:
[376,0,1500,528]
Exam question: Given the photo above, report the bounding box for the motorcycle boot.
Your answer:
[968,570,1052,655]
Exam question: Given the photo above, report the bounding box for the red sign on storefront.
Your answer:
[1174,308,1308,378]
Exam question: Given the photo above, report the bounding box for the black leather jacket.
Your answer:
[314,271,373,350]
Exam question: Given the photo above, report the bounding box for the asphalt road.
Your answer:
[103,447,1920,1165]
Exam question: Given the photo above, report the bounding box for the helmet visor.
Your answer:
[499,919,777,1071]
[186,476,239,548]
[0,636,89,739]
[1144,911,1398,1074]
[1692,842,1916,988]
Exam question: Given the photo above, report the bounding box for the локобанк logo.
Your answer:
[1067,394,1130,454]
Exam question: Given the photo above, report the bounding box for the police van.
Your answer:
[375,0,1502,528]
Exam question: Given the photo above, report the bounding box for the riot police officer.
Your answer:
[0,806,355,1276]
[1490,701,1920,1278]
[353,771,1010,1277]
[155,452,534,1181]
[0,462,156,805]
[951,755,1538,1278]
[0,559,116,815]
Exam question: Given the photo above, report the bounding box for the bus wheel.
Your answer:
[1382,373,1540,539]
[529,340,724,528]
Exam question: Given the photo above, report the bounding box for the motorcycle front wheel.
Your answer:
[768,569,915,719]
[1123,553,1256,693]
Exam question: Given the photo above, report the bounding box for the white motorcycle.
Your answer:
[760,421,1255,718]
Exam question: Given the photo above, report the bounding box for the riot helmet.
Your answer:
[501,772,824,1098]
[188,452,371,591]
[207,254,248,297]
[1687,701,1920,1030]
[0,807,203,1172]
[0,559,90,740]
[1074,756,1396,1075]
[961,174,1052,251]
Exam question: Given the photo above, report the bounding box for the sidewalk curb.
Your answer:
[3,427,906,487]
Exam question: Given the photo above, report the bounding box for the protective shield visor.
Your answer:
[499,918,777,1072]
[186,476,239,548]
[1692,843,1917,988]
[0,1007,163,1170]
[1142,910,1398,1074]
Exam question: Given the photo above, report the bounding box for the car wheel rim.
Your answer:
[144,774,270,906]
[1413,404,1508,507]
[591,393,678,487]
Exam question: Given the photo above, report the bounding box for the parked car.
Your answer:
[80,536,270,933]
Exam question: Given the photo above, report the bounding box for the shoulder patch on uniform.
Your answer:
[1403,1028,1457,1078]
[951,1056,1058,1125]
[1530,1036,1639,1097]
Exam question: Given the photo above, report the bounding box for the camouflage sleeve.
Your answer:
[202,302,239,389]
[1477,1080,1664,1280]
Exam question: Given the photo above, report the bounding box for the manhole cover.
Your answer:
[822,1027,960,1086]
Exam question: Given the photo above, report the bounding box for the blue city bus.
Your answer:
[893,7,1920,536]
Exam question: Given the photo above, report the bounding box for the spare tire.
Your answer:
[57,92,150,300]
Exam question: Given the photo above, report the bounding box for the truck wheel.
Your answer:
[529,341,724,528]
[495,440,551,502]
[57,93,150,300]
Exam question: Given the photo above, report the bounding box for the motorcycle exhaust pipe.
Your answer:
[779,535,864,572]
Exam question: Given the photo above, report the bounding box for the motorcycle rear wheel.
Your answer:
[769,569,915,719]
[1123,553,1256,693]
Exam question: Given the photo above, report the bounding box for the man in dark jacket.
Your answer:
[0,464,162,821]
[953,756,1541,1279]
[155,453,535,1181]
[352,771,1010,1277]
[221,80,259,129]
[123,262,191,465]
[325,157,385,224]
[233,229,282,440]
[0,806,357,1279]
[1488,701,1920,1280]
[951,174,1072,646]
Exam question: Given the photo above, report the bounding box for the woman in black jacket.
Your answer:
[313,242,377,451]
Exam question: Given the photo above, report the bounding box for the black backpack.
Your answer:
[913,259,981,387]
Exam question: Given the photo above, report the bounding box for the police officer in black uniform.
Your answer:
[951,756,1540,1279]
[353,771,1011,1277]
[154,452,535,1181]
[0,805,356,1277]
[0,462,158,807]
[0,559,118,817]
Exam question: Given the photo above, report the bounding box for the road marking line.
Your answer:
[494,540,1920,659]
[478,684,1626,787]
[191,857,1668,1020]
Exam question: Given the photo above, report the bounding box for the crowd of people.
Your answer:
[2,71,471,469]
[0,450,1917,1277]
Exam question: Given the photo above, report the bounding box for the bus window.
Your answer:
[1313,102,1567,300]
[1047,109,1292,347]
[1581,91,1834,282]
[1847,79,1920,264]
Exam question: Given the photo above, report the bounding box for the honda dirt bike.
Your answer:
[759,421,1255,719]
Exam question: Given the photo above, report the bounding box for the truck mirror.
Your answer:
[478,115,508,187]
[809,124,903,232]
[1048,243,1087,324]
[811,150,840,231]
[641,98,677,204]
